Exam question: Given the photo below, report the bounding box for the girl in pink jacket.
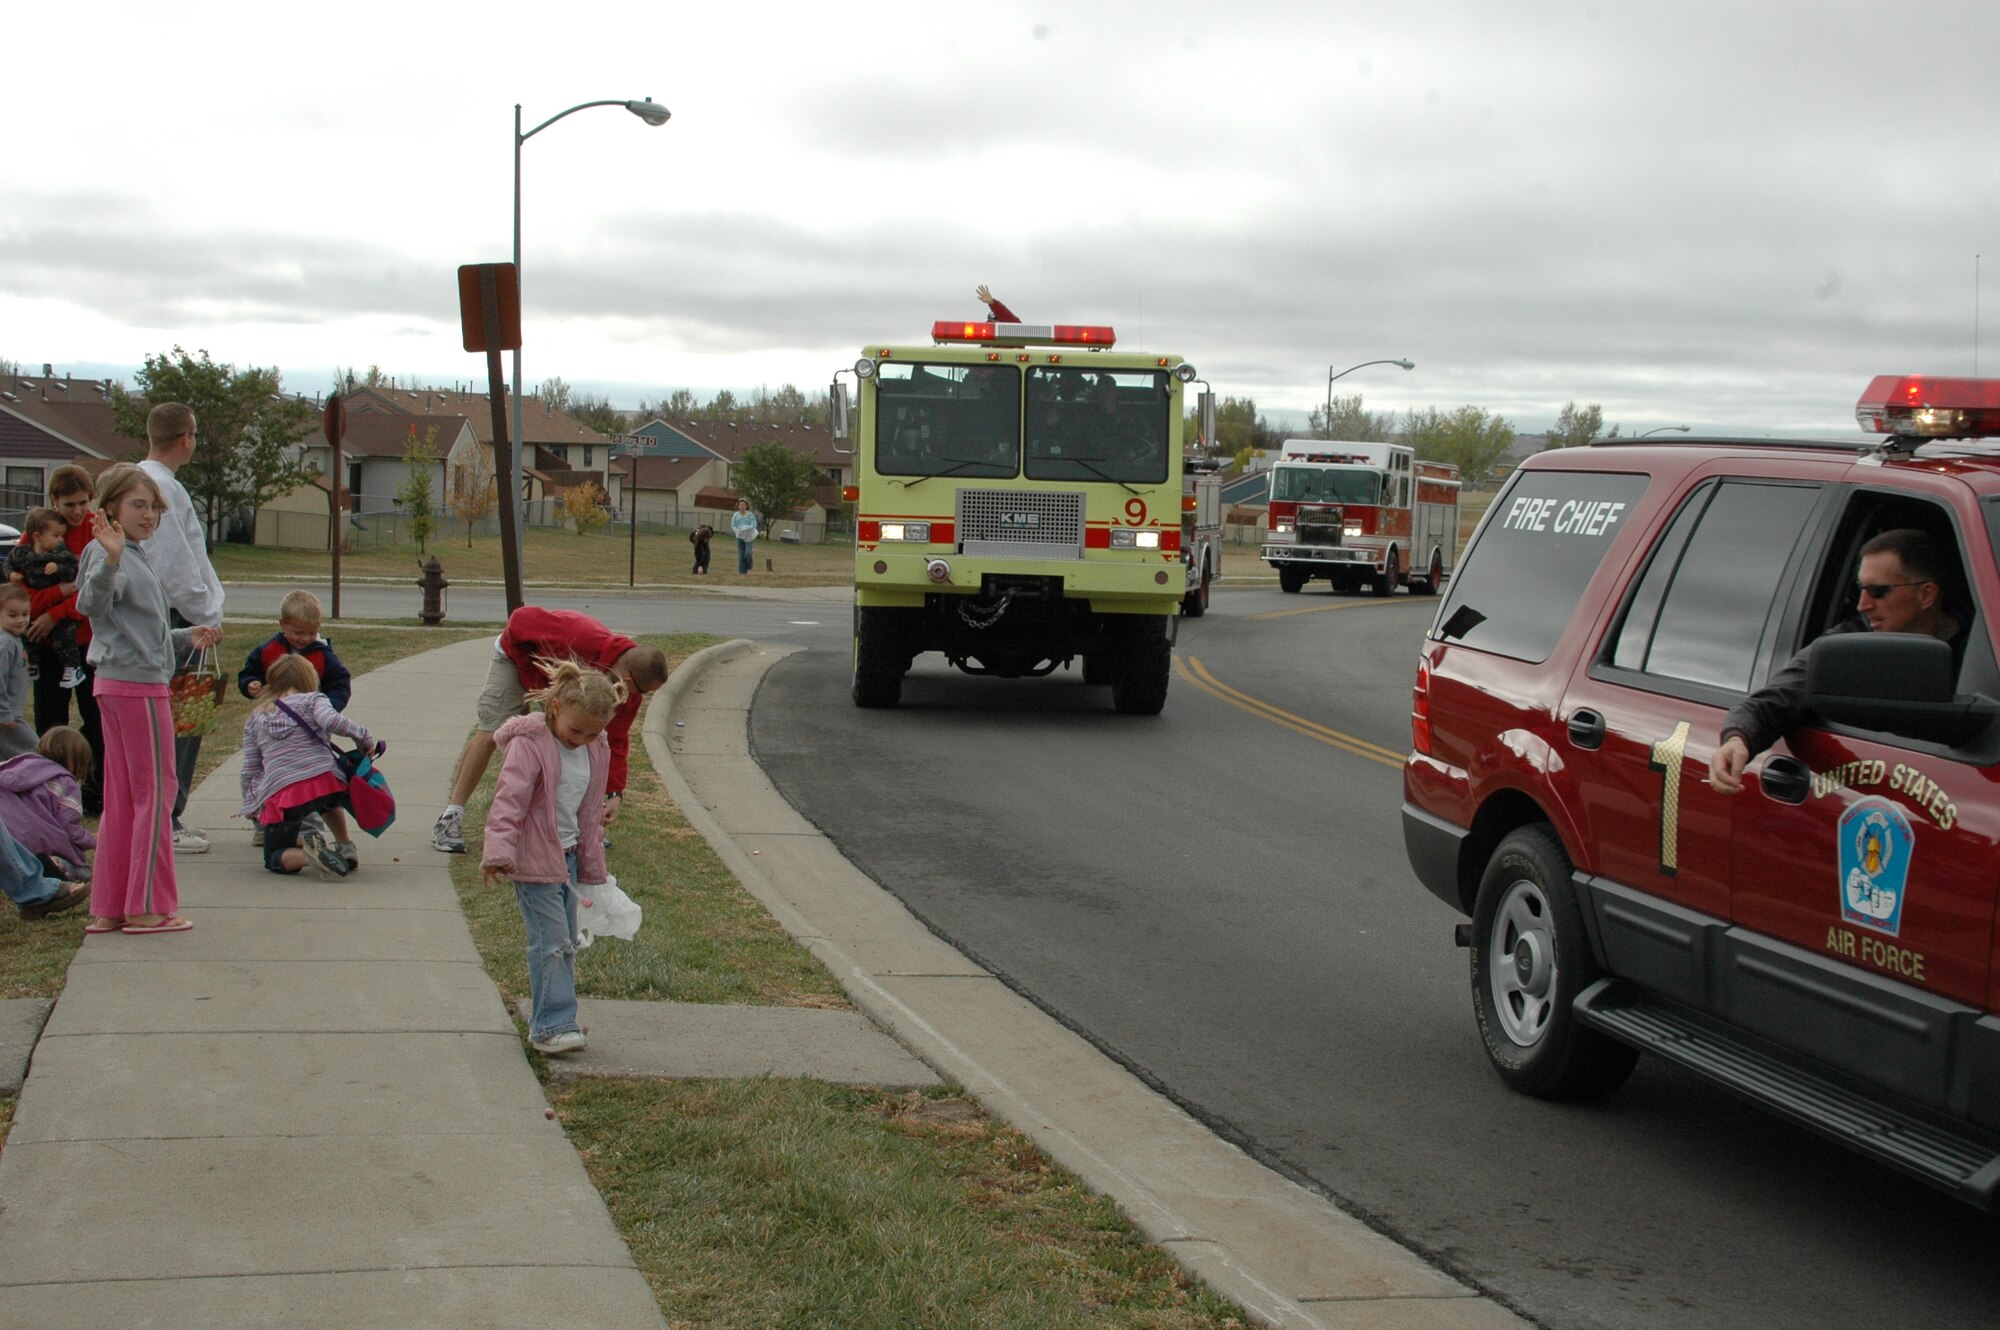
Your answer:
[480,660,617,1056]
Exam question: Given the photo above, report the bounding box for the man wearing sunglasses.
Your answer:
[1708,527,1965,793]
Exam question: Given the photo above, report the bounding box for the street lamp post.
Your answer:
[1326,358,1416,434]
[1640,425,1691,437]
[511,96,670,583]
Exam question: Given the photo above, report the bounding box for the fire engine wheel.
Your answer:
[1469,826,1638,1101]
[1081,653,1117,685]
[1372,548,1400,598]
[851,607,906,708]
[1414,550,1443,596]
[1109,621,1170,716]
[1182,562,1210,617]
[1278,567,1308,594]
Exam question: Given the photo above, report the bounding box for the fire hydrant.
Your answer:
[418,556,449,625]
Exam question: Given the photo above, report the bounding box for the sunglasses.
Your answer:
[1856,579,1929,599]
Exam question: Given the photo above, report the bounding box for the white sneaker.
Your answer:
[172,827,211,854]
[531,1030,587,1056]
[299,828,351,880]
[59,666,84,690]
[432,807,466,854]
[250,825,265,846]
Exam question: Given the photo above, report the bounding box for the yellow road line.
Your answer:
[1175,656,1407,769]
[1248,598,1435,621]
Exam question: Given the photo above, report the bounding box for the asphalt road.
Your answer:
[740,585,2000,1330]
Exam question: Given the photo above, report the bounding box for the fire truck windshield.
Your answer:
[873,361,1022,478]
[1270,464,1380,505]
[1022,366,1170,485]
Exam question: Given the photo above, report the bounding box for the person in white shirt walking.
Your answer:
[136,403,226,855]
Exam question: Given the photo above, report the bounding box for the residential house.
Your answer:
[0,372,138,518]
[611,418,850,539]
[337,385,611,511]
[264,412,477,550]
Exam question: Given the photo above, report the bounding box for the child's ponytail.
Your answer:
[528,658,625,721]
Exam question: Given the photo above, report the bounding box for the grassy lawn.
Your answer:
[211,525,855,590]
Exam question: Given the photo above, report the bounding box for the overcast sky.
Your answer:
[6,1,1997,437]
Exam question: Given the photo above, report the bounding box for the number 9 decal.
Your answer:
[1124,497,1148,525]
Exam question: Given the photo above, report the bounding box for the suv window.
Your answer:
[1434,470,1648,662]
[1609,479,1821,690]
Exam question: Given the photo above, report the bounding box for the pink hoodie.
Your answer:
[480,713,610,885]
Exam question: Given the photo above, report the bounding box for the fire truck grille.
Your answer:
[957,489,1085,559]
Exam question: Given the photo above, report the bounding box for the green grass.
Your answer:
[559,1078,1246,1330]
[210,525,856,590]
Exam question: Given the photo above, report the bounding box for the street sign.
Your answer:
[457,263,521,353]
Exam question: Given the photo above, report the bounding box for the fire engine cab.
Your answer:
[1403,374,2000,1208]
[1261,438,1459,595]
[831,318,1212,714]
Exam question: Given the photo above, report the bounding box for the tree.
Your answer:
[111,347,318,542]
[731,440,818,533]
[450,446,498,546]
[332,364,390,393]
[1203,395,1276,459]
[1547,400,1618,449]
[537,375,572,416]
[570,391,625,436]
[1308,392,1395,442]
[651,388,697,419]
[1402,404,1518,487]
[396,425,439,554]
[557,481,610,536]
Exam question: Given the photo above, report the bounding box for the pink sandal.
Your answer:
[121,916,193,935]
[84,918,123,935]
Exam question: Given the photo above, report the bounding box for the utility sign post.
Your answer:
[615,434,662,587]
[321,393,346,620]
[457,262,526,613]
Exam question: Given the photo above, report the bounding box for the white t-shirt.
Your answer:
[136,458,224,628]
[555,741,591,850]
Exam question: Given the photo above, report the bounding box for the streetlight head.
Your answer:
[1394,359,1415,370]
[626,99,671,127]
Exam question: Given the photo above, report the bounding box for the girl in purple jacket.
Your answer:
[0,726,96,879]
[238,654,381,880]
[480,659,616,1057]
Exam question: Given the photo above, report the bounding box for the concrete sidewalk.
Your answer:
[0,639,665,1328]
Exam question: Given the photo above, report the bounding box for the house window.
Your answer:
[5,466,45,511]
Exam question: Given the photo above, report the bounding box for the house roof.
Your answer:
[628,420,724,459]
[301,414,471,459]
[0,377,137,460]
[692,486,743,509]
[340,385,608,449]
[614,453,710,490]
[650,418,843,466]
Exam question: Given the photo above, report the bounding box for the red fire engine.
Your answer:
[1260,438,1460,595]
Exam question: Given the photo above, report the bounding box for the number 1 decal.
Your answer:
[1649,721,1690,877]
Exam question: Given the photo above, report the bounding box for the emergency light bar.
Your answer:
[932,320,1117,349]
[1857,375,2000,439]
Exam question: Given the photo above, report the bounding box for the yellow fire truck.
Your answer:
[832,318,1210,713]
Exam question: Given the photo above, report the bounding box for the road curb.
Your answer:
[649,638,1529,1330]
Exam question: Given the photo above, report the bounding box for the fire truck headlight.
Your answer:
[1343,521,1363,539]
[1109,529,1162,550]
[1275,520,1295,534]
[879,522,931,543]
[1173,363,1198,383]
[854,358,878,380]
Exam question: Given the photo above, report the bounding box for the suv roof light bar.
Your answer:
[1857,375,2000,439]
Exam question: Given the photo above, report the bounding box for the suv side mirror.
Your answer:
[1805,633,1985,745]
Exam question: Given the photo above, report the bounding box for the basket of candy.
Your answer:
[168,648,226,738]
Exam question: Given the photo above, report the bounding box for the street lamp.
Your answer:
[511,96,671,576]
[1326,358,1415,434]
[1640,425,1691,437]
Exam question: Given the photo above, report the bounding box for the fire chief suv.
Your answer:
[1402,376,2000,1208]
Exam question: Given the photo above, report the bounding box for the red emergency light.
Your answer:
[931,320,1117,349]
[1857,375,2000,439]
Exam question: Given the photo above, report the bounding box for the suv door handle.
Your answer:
[1760,754,1810,804]
[1568,709,1606,749]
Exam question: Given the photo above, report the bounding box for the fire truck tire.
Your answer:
[1469,825,1638,1101]
[1415,550,1443,596]
[1372,548,1399,597]
[1081,653,1117,685]
[1278,567,1308,594]
[1110,621,1170,716]
[1182,560,1210,617]
[851,607,905,708]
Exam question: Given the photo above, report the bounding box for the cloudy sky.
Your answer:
[5,1,1996,437]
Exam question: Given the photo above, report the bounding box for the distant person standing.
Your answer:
[137,402,226,856]
[730,498,759,575]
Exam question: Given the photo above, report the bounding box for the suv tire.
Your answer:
[1470,825,1638,1100]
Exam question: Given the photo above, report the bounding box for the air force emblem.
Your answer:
[1838,796,1913,937]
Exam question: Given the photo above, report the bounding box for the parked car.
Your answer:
[1403,374,2000,1208]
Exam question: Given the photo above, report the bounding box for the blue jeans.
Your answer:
[513,850,581,1041]
[737,537,754,573]
[0,818,62,908]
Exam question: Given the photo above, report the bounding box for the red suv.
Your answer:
[1403,376,2000,1208]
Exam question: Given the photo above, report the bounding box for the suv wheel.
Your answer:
[1469,826,1638,1100]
